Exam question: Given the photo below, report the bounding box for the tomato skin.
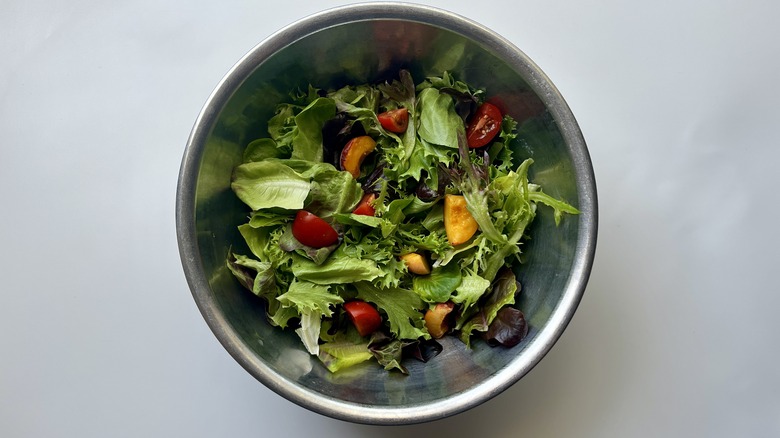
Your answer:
[352,193,377,216]
[466,103,502,148]
[291,210,339,248]
[343,300,382,337]
[377,108,409,133]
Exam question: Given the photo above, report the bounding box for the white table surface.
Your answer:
[2,1,779,436]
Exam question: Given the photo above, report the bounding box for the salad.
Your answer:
[226,70,578,373]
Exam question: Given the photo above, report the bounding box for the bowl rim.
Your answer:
[176,1,598,425]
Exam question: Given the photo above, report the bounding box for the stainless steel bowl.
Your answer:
[176,2,597,425]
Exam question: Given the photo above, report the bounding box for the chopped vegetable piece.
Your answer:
[353,193,377,216]
[443,194,479,245]
[291,210,339,248]
[343,300,383,337]
[466,103,502,148]
[340,136,376,178]
[400,253,431,275]
[424,302,455,338]
[377,107,409,133]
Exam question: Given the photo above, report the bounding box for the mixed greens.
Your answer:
[226,70,579,373]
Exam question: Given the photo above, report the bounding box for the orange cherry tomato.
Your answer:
[343,300,382,337]
[352,193,377,216]
[377,108,409,133]
[466,103,502,148]
[291,210,339,248]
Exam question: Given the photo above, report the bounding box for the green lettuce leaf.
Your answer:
[291,251,384,285]
[247,211,290,228]
[378,70,418,173]
[333,213,383,228]
[231,161,310,211]
[290,97,336,162]
[243,138,284,163]
[459,269,519,346]
[295,309,322,355]
[266,104,296,156]
[355,282,428,340]
[412,262,462,303]
[318,338,373,373]
[452,272,491,311]
[417,87,463,149]
[306,165,363,218]
[529,190,581,226]
[278,224,339,265]
[277,279,343,318]
[226,253,276,298]
[370,339,410,374]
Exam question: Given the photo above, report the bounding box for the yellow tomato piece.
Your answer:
[443,194,478,245]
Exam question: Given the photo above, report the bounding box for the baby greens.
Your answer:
[226,71,578,373]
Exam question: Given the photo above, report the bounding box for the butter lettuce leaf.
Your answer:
[231,161,310,211]
[417,87,463,149]
[412,262,462,303]
[291,97,336,162]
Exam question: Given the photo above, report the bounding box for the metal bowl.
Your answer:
[176,2,597,425]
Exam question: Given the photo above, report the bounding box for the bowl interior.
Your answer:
[180,6,594,424]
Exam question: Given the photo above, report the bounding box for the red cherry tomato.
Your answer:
[343,300,382,337]
[291,210,339,248]
[466,103,502,148]
[352,193,377,216]
[377,108,409,133]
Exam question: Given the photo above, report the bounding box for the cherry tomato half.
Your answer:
[343,300,382,337]
[291,210,339,248]
[466,102,502,148]
[377,108,409,133]
[352,193,377,216]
